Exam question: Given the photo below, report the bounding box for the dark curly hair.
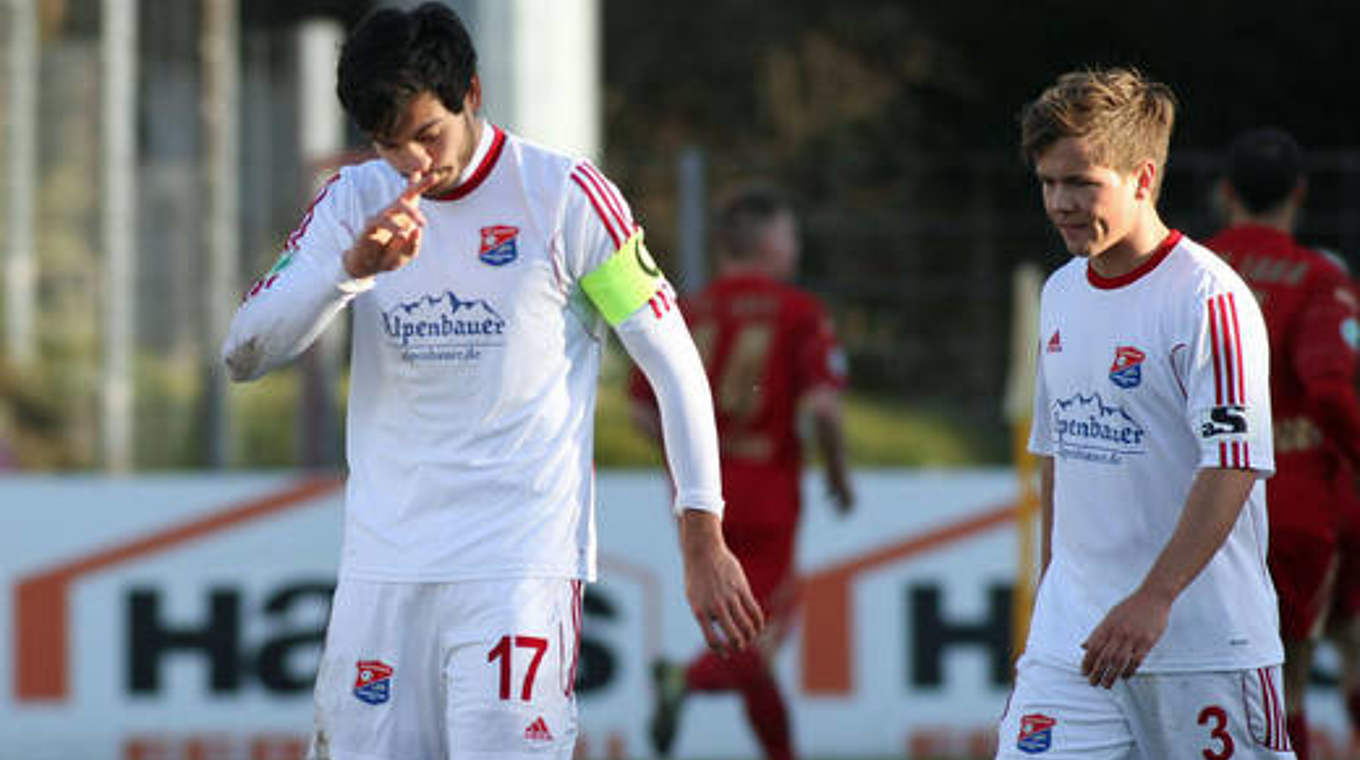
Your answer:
[337,2,478,140]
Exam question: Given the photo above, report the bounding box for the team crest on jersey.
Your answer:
[1046,330,1062,353]
[1016,713,1056,754]
[381,291,508,363]
[353,659,393,705]
[1052,392,1147,464]
[479,225,519,266]
[1109,345,1145,389]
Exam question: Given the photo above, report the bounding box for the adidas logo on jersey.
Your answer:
[524,716,554,742]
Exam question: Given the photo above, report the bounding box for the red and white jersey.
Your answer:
[225,124,691,582]
[1027,231,1282,672]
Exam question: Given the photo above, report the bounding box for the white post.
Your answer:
[201,0,240,469]
[296,18,344,468]
[101,0,137,473]
[5,0,38,368]
[507,0,600,161]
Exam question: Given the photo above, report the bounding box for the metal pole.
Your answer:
[676,145,707,293]
[101,0,137,473]
[5,0,38,367]
[296,18,344,469]
[202,0,239,468]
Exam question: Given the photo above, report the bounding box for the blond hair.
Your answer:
[1020,67,1177,187]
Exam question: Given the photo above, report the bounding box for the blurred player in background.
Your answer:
[998,68,1292,759]
[1206,128,1360,760]
[221,4,762,759]
[1312,248,1360,756]
[630,186,854,760]
[1329,448,1360,756]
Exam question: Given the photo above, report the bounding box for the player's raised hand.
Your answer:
[678,510,764,656]
[1080,586,1171,688]
[343,169,445,279]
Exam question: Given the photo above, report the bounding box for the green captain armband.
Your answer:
[580,231,663,325]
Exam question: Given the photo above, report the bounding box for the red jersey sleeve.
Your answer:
[1295,267,1360,465]
[791,297,847,398]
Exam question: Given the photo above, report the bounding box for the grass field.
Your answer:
[593,341,1006,469]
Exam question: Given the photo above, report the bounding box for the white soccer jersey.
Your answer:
[224,123,720,582]
[1026,231,1282,672]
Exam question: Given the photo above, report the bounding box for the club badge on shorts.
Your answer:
[353,659,394,705]
[1017,712,1056,754]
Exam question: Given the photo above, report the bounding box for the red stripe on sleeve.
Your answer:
[570,171,624,249]
[1208,297,1225,405]
[1228,293,1246,404]
[1218,295,1239,404]
[1219,441,1227,467]
[580,162,636,236]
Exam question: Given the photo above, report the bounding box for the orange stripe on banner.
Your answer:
[801,502,1016,694]
[13,476,342,701]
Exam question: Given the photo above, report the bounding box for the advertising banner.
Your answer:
[3,470,1354,759]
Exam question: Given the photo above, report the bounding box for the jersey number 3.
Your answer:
[1198,705,1235,759]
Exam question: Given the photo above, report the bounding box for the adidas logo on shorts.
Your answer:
[524,716,554,742]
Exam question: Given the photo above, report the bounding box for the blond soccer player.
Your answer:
[996,68,1292,759]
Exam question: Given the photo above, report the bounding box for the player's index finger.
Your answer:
[402,168,446,200]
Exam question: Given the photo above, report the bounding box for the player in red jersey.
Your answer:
[1319,251,1360,753]
[1206,128,1360,760]
[630,186,854,760]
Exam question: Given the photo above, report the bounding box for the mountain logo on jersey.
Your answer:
[381,291,507,362]
[479,225,519,266]
[1016,713,1056,753]
[1108,345,1145,389]
[353,659,393,705]
[1052,392,1147,464]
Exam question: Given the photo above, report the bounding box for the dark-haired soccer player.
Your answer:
[1206,128,1360,760]
[222,4,762,758]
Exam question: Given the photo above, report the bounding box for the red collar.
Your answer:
[428,125,506,202]
[1087,230,1183,289]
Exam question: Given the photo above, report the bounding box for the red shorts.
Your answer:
[1266,461,1340,541]
[723,518,797,614]
[1268,527,1338,641]
[1330,473,1360,621]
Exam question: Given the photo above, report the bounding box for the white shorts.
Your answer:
[307,576,584,760]
[996,657,1295,759]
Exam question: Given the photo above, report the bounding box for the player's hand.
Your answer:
[677,510,765,656]
[1080,586,1171,688]
[342,170,443,279]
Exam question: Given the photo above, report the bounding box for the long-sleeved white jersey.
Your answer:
[223,123,722,582]
[1026,231,1282,672]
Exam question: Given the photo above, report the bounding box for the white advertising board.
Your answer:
[2,470,1354,759]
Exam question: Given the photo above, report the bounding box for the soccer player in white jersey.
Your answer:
[221,5,763,759]
[994,67,1294,759]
